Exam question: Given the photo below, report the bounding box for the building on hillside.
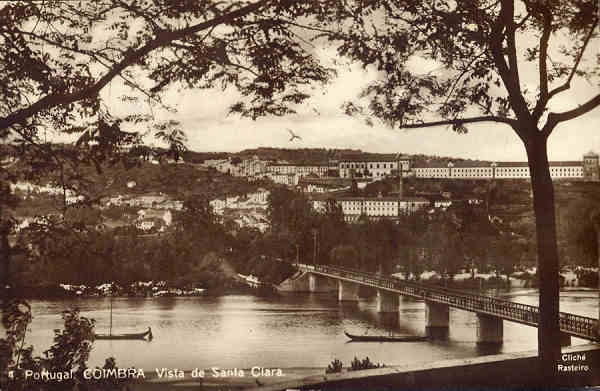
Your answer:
[202,158,228,168]
[298,178,350,193]
[413,157,588,180]
[214,160,235,175]
[248,188,270,203]
[266,162,329,178]
[267,172,299,186]
[137,209,172,231]
[312,195,429,222]
[583,151,599,181]
[338,155,411,178]
[210,198,227,213]
[238,157,268,177]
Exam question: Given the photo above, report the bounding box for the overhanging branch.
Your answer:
[542,94,600,135]
[0,0,273,132]
[401,115,517,129]
[545,18,598,102]
[532,6,552,122]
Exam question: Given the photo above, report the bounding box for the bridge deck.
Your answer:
[298,264,599,341]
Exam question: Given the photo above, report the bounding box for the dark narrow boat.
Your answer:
[96,284,153,341]
[95,327,153,340]
[344,331,427,342]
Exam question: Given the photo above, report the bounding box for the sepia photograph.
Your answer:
[1,0,599,390]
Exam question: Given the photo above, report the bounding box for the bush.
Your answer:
[349,356,384,371]
[1,302,129,391]
[325,358,343,374]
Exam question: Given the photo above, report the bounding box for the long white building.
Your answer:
[266,163,329,177]
[413,153,596,180]
[312,196,429,222]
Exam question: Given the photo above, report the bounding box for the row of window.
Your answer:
[414,166,583,178]
[340,163,398,169]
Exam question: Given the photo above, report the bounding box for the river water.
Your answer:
[19,289,599,371]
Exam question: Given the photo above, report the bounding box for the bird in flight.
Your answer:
[287,128,302,142]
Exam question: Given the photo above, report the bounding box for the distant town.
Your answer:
[6,148,600,235]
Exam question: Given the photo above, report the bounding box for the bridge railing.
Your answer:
[304,263,599,340]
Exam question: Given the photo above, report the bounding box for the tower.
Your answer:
[583,151,599,181]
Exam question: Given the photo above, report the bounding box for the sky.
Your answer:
[94,21,599,163]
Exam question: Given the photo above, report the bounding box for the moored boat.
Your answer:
[344,331,427,342]
[95,327,153,340]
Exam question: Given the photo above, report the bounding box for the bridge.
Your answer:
[289,264,599,344]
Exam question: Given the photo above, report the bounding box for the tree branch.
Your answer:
[542,94,600,135]
[515,12,531,29]
[532,6,552,122]
[0,0,273,132]
[545,18,598,102]
[504,1,521,95]
[400,115,517,129]
[442,51,486,107]
[489,0,531,123]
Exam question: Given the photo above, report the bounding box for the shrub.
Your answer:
[325,358,343,374]
[1,302,129,391]
[349,356,385,371]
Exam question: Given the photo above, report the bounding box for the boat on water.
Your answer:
[95,327,153,340]
[344,331,428,342]
[96,284,153,341]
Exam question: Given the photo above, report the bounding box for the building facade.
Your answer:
[413,154,594,180]
[266,163,328,177]
[312,196,429,222]
[338,156,411,179]
[583,151,599,181]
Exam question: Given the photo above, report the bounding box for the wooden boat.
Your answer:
[95,327,153,340]
[96,285,154,341]
[344,331,427,342]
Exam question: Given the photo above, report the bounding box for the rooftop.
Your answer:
[336,196,429,202]
[339,154,411,162]
[413,160,583,168]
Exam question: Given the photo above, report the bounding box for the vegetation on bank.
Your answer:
[326,357,385,374]
[0,303,130,391]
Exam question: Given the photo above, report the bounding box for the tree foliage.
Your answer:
[0,0,340,138]
[333,0,599,377]
[1,304,127,391]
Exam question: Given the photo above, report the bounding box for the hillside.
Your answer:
[362,176,600,257]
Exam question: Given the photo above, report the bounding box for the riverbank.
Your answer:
[121,342,600,390]
[3,281,257,299]
[240,344,600,390]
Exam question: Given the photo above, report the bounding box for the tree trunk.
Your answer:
[591,215,600,336]
[597,229,600,334]
[526,136,561,382]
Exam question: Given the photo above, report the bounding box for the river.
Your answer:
[18,288,599,372]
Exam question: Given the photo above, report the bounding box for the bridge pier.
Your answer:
[476,314,503,344]
[308,273,334,293]
[560,332,572,347]
[338,280,359,302]
[425,301,449,339]
[376,290,399,313]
